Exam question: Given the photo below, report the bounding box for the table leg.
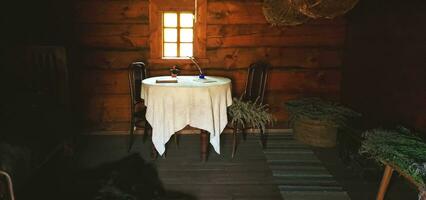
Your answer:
[200,130,209,162]
[151,142,158,160]
[376,165,394,200]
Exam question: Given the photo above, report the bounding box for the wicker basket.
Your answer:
[293,118,337,147]
[290,0,359,19]
[263,0,310,26]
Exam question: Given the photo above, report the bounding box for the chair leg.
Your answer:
[232,127,239,158]
[260,129,268,149]
[143,121,150,143]
[174,133,179,149]
[128,118,136,152]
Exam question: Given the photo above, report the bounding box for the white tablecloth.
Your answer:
[141,76,232,155]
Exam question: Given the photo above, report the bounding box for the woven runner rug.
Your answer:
[263,133,351,200]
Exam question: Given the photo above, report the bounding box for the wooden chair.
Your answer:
[232,61,270,158]
[128,62,151,153]
[24,46,76,154]
[26,45,75,147]
[25,46,69,106]
[127,62,178,156]
[0,170,15,200]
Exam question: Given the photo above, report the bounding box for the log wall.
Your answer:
[73,0,345,131]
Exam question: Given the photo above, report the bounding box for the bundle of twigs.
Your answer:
[360,127,426,186]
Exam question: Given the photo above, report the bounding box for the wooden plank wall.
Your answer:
[73,0,345,131]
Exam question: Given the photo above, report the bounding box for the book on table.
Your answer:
[156,79,178,83]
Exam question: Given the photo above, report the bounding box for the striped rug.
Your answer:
[263,133,351,200]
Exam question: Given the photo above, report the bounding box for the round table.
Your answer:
[141,76,233,159]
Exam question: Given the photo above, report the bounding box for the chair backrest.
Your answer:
[128,62,148,106]
[24,46,69,106]
[242,61,270,104]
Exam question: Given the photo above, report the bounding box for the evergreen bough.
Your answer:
[360,127,426,187]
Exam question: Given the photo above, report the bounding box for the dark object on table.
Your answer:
[230,61,270,158]
[0,46,77,199]
[170,65,180,78]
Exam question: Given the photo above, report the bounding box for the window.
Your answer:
[163,12,194,58]
[149,0,207,64]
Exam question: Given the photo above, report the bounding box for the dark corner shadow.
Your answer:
[20,153,197,200]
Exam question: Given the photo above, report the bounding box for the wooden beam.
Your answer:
[207,32,345,48]
[74,0,149,23]
[207,1,266,25]
[207,1,345,25]
[195,0,208,59]
[79,50,148,69]
[206,47,342,69]
[77,35,149,49]
[81,94,131,124]
[80,70,129,94]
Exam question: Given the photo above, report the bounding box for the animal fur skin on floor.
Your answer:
[19,153,196,200]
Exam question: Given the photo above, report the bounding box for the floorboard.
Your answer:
[75,134,283,200]
[17,130,419,200]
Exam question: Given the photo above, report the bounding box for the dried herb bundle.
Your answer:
[228,96,274,132]
[360,127,426,186]
[285,98,360,128]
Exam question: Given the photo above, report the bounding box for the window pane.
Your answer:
[164,28,177,42]
[180,43,193,57]
[180,29,193,42]
[164,43,177,57]
[164,13,177,27]
[180,13,194,27]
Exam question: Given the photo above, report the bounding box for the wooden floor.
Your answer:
[17,130,417,200]
[75,133,283,200]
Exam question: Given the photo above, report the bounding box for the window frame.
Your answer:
[162,11,194,58]
[149,0,208,65]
